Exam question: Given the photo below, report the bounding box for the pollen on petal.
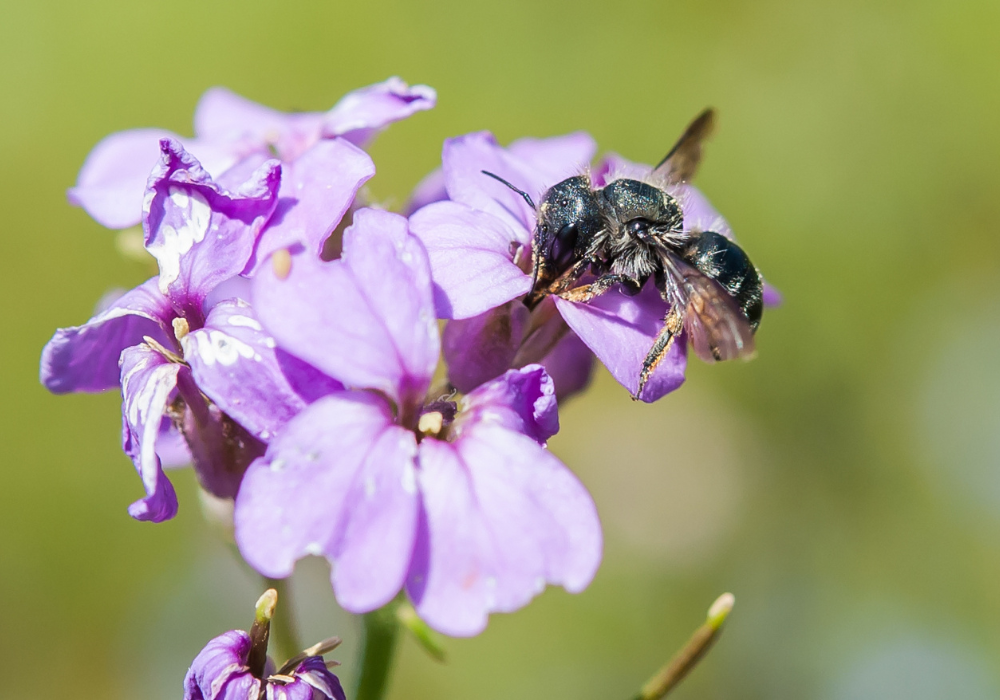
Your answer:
[272,249,292,280]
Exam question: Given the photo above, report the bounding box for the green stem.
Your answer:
[264,577,301,665]
[354,603,402,700]
[633,593,735,700]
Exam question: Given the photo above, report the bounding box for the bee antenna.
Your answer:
[481,171,536,209]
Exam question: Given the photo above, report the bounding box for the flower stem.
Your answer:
[354,602,402,700]
[632,593,735,700]
[263,577,301,665]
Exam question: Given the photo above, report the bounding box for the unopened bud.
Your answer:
[255,589,278,625]
[247,589,277,679]
[706,592,734,631]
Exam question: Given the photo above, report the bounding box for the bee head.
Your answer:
[480,171,604,307]
[531,176,604,298]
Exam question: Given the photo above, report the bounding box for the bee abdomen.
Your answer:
[683,231,763,331]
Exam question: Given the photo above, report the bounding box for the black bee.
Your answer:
[483,109,763,398]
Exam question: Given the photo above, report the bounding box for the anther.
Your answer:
[172,317,190,341]
[417,411,444,437]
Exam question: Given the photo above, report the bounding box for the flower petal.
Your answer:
[245,139,375,274]
[591,152,652,189]
[68,128,251,230]
[539,331,595,402]
[40,277,173,394]
[322,77,436,146]
[68,128,177,229]
[120,344,181,522]
[144,139,281,311]
[409,201,531,319]
[555,281,687,402]
[182,300,342,442]
[291,658,346,700]
[442,131,596,244]
[183,630,260,700]
[408,426,601,636]
[457,365,559,444]
[234,392,419,613]
[194,87,325,163]
[506,132,597,188]
[441,132,535,239]
[405,166,446,215]
[763,283,782,307]
[253,209,438,411]
[677,184,733,238]
[204,273,253,308]
[157,420,192,467]
[442,301,528,392]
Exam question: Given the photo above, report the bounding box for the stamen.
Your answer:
[417,411,444,437]
[276,636,342,676]
[143,336,185,364]
[172,317,190,341]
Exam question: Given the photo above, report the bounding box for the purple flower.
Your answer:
[42,140,338,521]
[406,132,604,400]
[185,591,345,700]
[409,133,779,402]
[185,633,344,700]
[234,208,601,636]
[68,77,435,250]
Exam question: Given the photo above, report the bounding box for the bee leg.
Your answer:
[557,273,639,303]
[545,257,593,295]
[525,257,592,308]
[635,305,685,400]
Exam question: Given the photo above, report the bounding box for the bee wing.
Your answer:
[653,108,716,185]
[659,250,756,363]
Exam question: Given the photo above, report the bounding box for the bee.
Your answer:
[483,109,763,399]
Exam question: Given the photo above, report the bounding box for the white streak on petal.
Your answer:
[226,314,263,331]
[148,188,211,294]
[188,330,261,366]
[401,461,416,495]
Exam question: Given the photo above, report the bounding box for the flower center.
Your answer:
[415,400,458,441]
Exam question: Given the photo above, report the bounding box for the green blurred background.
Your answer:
[4,0,1000,697]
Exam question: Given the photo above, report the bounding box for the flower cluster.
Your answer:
[408,134,780,402]
[42,78,772,651]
